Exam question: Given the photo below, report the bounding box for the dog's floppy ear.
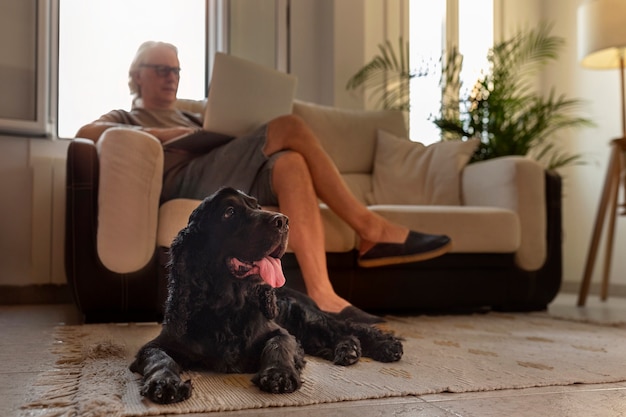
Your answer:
[163,198,212,337]
[163,264,191,337]
[186,187,238,233]
[164,188,237,335]
[186,196,213,233]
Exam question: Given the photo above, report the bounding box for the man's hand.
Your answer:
[144,127,198,144]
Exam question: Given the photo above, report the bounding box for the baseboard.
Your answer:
[560,281,626,298]
[0,284,73,305]
[4,282,625,306]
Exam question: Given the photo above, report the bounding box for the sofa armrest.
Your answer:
[462,156,546,271]
[65,138,100,274]
[96,128,164,273]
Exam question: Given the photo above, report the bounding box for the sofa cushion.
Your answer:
[157,199,519,255]
[369,205,520,253]
[341,173,373,205]
[97,128,163,273]
[157,198,203,248]
[292,101,407,175]
[157,198,357,253]
[175,98,206,115]
[367,130,479,206]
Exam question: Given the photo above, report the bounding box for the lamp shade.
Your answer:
[578,0,626,68]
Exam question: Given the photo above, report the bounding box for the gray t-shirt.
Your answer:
[94,107,277,205]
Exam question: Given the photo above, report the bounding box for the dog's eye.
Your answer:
[223,206,235,220]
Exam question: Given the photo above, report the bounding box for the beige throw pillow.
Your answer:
[367,130,479,205]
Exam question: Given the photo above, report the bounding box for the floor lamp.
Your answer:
[577,0,626,306]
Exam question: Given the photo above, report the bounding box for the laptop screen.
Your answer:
[204,53,298,137]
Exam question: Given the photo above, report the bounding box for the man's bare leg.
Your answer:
[265,115,408,253]
[271,152,349,313]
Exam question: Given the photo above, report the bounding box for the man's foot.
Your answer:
[309,292,383,324]
[331,306,385,324]
[358,231,452,268]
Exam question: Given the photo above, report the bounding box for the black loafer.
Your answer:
[331,306,386,324]
[358,231,452,268]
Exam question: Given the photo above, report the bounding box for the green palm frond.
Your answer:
[346,38,426,111]
[434,23,594,170]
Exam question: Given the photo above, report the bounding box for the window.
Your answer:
[409,1,445,144]
[409,0,493,144]
[57,0,206,138]
[0,0,51,136]
[458,0,494,105]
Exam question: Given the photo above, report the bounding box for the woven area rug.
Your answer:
[22,312,626,416]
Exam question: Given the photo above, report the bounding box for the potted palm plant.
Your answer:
[345,38,419,112]
[346,24,593,169]
[435,24,593,169]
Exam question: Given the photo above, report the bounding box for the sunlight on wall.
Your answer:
[459,0,493,100]
[58,0,205,138]
[409,0,493,145]
[409,1,445,144]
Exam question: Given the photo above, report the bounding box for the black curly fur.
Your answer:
[130,187,403,404]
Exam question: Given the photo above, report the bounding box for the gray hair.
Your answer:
[128,41,178,97]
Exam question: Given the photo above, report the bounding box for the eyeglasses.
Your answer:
[140,64,181,77]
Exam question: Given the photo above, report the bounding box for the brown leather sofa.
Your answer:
[65,100,562,323]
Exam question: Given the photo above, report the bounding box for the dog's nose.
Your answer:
[273,214,289,231]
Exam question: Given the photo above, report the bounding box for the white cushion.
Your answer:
[369,205,520,253]
[97,128,163,273]
[175,98,206,115]
[367,130,479,205]
[341,173,373,205]
[292,101,408,174]
[157,198,203,248]
[157,199,357,253]
[157,199,520,255]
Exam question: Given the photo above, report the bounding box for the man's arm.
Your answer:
[75,122,197,144]
[75,122,128,142]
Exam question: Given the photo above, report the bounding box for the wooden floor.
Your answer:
[3,292,626,417]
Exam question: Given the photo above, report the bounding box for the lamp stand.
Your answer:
[577,53,626,306]
[577,137,626,306]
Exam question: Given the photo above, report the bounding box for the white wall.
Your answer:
[289,0,408,109]
[540,0,626,292]
[0,136,33,285]
[289,0,336,105]
[0,135,68,286]
[501,0,626,293]
[228,0,277,69]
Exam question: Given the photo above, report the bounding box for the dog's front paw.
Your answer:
[140,370,192,404]
[371,337,403,363]
[334,336,362,366]
[259,286,278,319]
[252,366,302,394]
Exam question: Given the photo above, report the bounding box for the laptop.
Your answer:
[164,53,297,153]
[203,52,298,137]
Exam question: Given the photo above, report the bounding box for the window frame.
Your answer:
[0,0,52,137]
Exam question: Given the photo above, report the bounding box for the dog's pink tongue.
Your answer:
[257,257,286,288]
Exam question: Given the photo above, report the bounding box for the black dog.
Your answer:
[130,187,403,404]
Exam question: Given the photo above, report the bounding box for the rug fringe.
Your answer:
[21,326,89,417]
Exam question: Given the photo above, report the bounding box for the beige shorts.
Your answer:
[163,124,284,206]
